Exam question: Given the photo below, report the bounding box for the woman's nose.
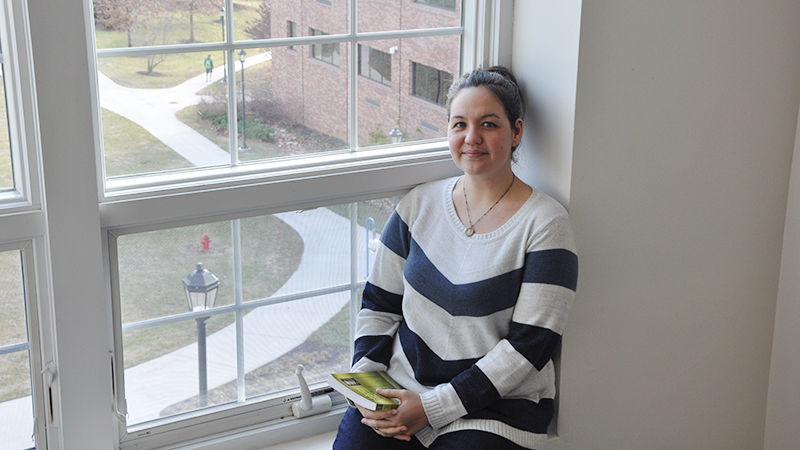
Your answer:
[465,126,482,145]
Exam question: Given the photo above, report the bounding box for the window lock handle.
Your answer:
[291,364,332,418]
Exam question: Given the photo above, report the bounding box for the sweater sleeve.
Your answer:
[419,214,578,429]
[351,210,409,372]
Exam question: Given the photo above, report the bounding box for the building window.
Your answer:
[287,21,297,50]
[311,28,340,66]
[72,0,506,446]
[415,0,457,11]
[358,45,391,86]
[412,61,453,106]
[111,201,395,426]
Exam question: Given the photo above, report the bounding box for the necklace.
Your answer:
[462,175,515,237]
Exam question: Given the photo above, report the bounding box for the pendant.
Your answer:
[465,227,475,237]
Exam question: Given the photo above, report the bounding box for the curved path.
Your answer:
[98,52,272,166]
[0,51,377,442]
[124,208,373,424]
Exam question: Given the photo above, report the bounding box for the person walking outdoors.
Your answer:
[204,55,214,82]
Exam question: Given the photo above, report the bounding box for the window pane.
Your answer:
[358,0,462,32]
[238,44,350,163]
[93,0,231,49]
[358,35,459,148]
[0,250,35,449]
[0,65,12,191]
[97,51,229,177]
[116,198,395,426]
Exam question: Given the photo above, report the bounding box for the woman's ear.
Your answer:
[512,118,524,147]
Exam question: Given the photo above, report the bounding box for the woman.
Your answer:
[333,66,578,449]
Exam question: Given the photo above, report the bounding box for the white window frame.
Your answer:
[0,0,58,448]
[8,0,515,448]
[0,240,49,449]
[0,0,41,211]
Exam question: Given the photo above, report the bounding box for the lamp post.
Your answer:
[238,49,248,151]
[219,7,226,83]
[388,127,403,144]
[182,263,220,407]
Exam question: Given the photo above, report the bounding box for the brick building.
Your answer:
[270,0,461,147]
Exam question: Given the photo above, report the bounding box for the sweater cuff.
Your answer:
[419,383,467,430]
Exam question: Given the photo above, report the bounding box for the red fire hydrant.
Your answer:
[201,233,211,251]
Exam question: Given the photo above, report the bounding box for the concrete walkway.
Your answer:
[98,52,272,166]
[124,208,372,424]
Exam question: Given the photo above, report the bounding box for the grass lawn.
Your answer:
[0,250,30,403]
[95,3,261,89]
[102,108,194,177]
[118,214,304,369]
[178,60,348,161]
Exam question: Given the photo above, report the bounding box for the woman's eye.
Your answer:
[482,121,498,128]
[452,122,465,129]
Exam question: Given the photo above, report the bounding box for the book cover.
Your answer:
[328,371,404,411]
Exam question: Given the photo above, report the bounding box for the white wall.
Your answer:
[511,0,581,207]
[764,108,800,449]
[514,1,800,448]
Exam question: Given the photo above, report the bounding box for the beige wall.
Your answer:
[764,107,800,449]
[513,1,800,448]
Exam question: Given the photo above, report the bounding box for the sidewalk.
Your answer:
[0,52,376,443]
[98,52,272,166]
[124,207,372,424]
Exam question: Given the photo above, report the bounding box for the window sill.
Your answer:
[162,408,344,450]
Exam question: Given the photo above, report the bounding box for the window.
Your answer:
[0,1,48,447]
[88,1,475,446]
[311,28,340,66]
[0,65,11,193]
[0,249,37,448]
[415,0,457,11]
[412,61,454,106]
[111,200,395,426]
[0,0,512,447]
[287,20,297,50]
[358,45,391,86]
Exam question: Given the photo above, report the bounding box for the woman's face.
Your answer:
[448,86,523,178]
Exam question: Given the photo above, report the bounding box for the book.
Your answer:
[328,371,404,411]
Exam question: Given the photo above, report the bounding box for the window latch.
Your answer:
[291,364,332,418]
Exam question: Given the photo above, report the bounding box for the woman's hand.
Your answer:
[358,389,429,441]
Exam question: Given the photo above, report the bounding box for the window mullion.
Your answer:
[224,0,238,166]
[232,219,246,402]
[349,0,358,152]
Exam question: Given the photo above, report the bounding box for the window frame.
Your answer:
[0,240,49,449]
[6,0,517,447]
[0,1,54,448]
[0,0,41,212]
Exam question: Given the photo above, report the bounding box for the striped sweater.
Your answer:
[352,177,578,449]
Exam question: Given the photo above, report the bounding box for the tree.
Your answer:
[245,0,271,40]
[174,0,217,43]
[93,0,161,47]
[142,15,174,74]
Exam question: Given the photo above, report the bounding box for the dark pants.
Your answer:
[333,407,530,449]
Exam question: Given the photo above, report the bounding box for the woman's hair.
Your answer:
[446,65,525,152]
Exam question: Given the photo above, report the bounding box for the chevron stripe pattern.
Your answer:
[351,177,577,449]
